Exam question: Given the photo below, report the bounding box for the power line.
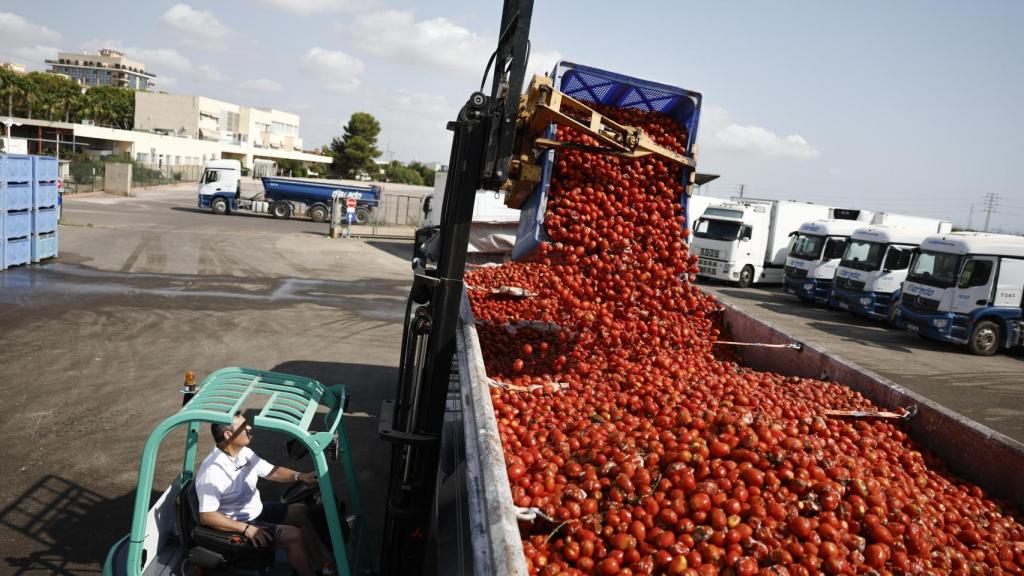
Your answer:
[983,192,999,232]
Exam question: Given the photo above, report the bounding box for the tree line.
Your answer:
[0,68,135,129]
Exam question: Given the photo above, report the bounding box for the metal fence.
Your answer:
[64,159,204,194]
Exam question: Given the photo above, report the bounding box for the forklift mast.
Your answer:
[378,1,535,574]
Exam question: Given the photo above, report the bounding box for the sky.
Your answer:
[2,1,1022,232]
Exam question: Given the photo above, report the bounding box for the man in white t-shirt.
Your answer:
[195,412,328,576]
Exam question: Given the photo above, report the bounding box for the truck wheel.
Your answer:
[737,265,755,288]
[309,204,328,223]
[968,320,1000,356]
[354,207,371,226]
[887,305,900,328]
[270,202,291,219]
[211,197,229,215]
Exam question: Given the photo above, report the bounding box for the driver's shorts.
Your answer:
[253,501,289,536]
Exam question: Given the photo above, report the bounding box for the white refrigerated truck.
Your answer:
[692,199,855,288]
[829,221,952,321]
[894,232,1024,356]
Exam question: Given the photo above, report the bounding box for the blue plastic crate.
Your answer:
[4,210,32,239]
[2,182,33,211]
[3,237,30,269]
[33,155,58,182]
[1,154,34,184]
[34,182,58,209]
[511,61,702,260]
[33,207,58,234]
[31,231,58,262]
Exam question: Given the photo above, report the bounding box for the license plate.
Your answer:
[907,324,919,333]
[838,302,849,310]
[787,289,796,295]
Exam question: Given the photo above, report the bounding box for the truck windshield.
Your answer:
[840,240,886,271]
[694,218,742,241]
[907,250,962,288]
[789,233,826,260]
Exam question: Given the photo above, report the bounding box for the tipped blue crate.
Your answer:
[4,210,32,239]
[511,61,703,260]
[1,154,33,184]
[2,182,33,211]
[32,207,58,234]
[33,155,58,182]
[3,236,31,269]
[31,231,58,262]
[34,182,58,209]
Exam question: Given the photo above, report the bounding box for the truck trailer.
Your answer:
[692,199,840,288]
[829,221,952,321]
[197,160,381,223]
[895,232,1024,355]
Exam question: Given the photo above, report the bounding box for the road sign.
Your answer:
[346,198,358,209]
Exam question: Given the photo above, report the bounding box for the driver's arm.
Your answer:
[264,465,318,485]
[199,511,273,547]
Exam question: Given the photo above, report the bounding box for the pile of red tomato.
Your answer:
[466,105,1023,575]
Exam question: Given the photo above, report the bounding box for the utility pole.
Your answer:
[738,184,745,198]
[983,193,998,232]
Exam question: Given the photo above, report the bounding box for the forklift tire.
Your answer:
[968,320,1000,356]
[211,197,229,215]
[270,202,291,219]
[309,204,329,223]
[354,206,371,226]
[737,265,755,288]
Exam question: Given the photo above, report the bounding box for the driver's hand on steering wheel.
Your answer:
[298,471,319,485]
[243,524,273,547]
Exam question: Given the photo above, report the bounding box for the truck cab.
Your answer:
[692,202,769,286]
[197,159,242,214]
[829,222,951,321]
[895,232,1024,355]
[784,219,866,303]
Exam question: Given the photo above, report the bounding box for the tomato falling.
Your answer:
[466,104,1024,575]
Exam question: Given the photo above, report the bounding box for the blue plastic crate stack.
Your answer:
[1,154,59,270]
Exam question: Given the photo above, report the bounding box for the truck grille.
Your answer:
[785,266,808,280]
[904,294,940,312]
[835,276,865,291]
[699,247,721,260]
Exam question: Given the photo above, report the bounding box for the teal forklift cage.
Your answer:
[102,367,364,576]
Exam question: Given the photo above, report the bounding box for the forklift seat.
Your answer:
[175,478,274,570]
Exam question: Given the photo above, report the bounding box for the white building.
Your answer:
[46,49,155,90]
[133,93,307,167]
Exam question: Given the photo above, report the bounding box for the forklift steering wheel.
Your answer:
[281,480,320,505]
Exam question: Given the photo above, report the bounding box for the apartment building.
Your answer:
[46,49,156,90]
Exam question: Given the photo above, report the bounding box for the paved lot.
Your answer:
[0,185,413,574]
[699,281,1024,444]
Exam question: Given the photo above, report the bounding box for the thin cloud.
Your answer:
[346,10,557,76]
[302,47,364,93]
[240,78,285,93]
[161,4,231,50]
[701,105,820,160]
[251,0,368,15]
[0,11,62,69]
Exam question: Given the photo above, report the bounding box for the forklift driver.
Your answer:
[196,412,329,576]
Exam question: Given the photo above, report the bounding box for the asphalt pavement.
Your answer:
[0,184,413,574]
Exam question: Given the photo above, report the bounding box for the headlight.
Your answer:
[803,283,814,291]
[859,297,872,306]
[932,319,948,328]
